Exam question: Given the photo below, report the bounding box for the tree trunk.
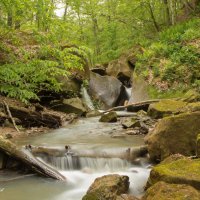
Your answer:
[163,0,172,26]
[147,2,160,32]
[0,136,66,181]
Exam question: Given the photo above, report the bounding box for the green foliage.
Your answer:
[136,18,200,91]
[0,60,68,103]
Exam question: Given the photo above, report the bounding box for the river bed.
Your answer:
[0,117,151,200]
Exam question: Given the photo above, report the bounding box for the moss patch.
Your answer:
[148,100,187,119]
[143,181,200,200]
[147,156,200,190]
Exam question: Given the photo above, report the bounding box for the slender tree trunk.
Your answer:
[7,9,13,27]
[147,2,160,32]
[163,0,172,26]
[63,0,68,21]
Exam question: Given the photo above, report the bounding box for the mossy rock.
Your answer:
[197,134,200,158]
[99,112,118,123]
[143,181,200,200]
[148,100,187,119]
[121,117,140,129]
[184,102,200,112]
[145,112,200,161]
[146,156,200,190]
[181,90,200,103]
[82,174,129,200]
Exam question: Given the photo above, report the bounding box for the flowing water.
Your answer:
[0,117,151,200]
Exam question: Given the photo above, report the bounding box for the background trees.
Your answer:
[0,0,199,62]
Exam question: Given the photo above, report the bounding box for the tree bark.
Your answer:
[0,136,66,181]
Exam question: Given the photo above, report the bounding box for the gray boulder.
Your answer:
[89,72,124,108]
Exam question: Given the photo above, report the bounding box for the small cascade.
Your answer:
[125,87,132,101]
[81,86,95,110]
[38,154,131,171]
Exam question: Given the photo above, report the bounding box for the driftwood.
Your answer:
[103,99,160,113]
[0,136,66,181]
[3,101,20,133]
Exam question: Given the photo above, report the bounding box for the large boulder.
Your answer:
[51,97,88,116]
[148,100,187,119]
[99,112,118,123]
[145,112,200,161]
[89,72,125,108]
[146,155,200,190]
[82,174,129,200]
[143,181,200,200]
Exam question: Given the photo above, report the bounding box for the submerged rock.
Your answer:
[99,112,118,123]
[148,100,187,119]
[82,174,129,200]
[145,112,200,161]
[146,155,200,190]
[143,181,200,200]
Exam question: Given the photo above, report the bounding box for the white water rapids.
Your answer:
[0,117,151,200]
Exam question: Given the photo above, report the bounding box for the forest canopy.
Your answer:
[0,0,200,102]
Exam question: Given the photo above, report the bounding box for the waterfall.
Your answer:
[81,86,95,110]
[38,154,131,171]
[125,87,132,100]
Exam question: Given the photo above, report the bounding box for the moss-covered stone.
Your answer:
[145,112,200,161]
[143,181,200,200]
[148,100,187,119]
[184,102,200,112]
[82,174,129,200]
[197,134,200,158]
[99,112,118,123]
[121,117,140,129]
[146,156,200,190]
[182,90,200,103]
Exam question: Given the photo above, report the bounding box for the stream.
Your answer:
[0,117,151,200]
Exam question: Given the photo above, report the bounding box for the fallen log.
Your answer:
[0,136,66,181]
[103,99,160,113]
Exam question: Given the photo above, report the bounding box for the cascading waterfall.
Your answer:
[81,86,95,110]
[125,87,132,101]
[38,154,132,171]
